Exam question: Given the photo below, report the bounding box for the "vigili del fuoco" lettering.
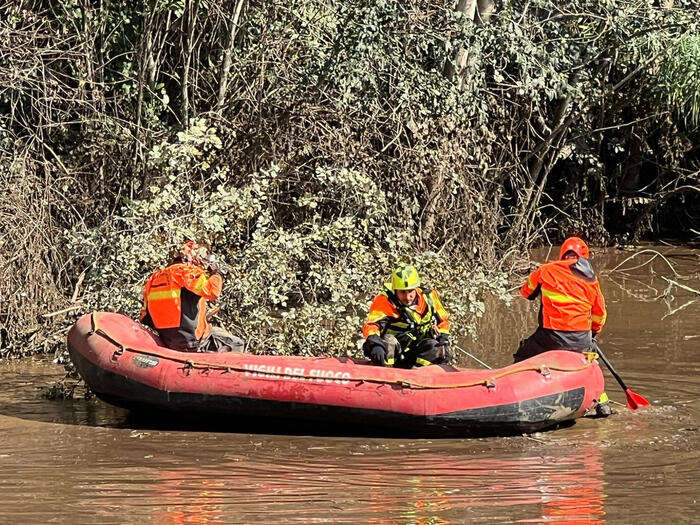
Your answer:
[242,364,352,385]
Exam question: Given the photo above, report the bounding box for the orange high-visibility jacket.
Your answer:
[362,287,450,342]
[521,258,606,333]
[140,263,222,349]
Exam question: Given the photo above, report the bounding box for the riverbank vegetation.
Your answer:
[1,0,698,358]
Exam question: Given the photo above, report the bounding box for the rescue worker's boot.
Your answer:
[594,392,613,417]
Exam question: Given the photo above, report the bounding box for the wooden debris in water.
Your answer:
[660,276,700,296]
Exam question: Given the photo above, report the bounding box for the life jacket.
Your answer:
[521,258,607,334]
[362,287,450,347]
[140,263,222,350]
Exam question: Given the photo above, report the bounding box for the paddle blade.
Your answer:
[625,388,651,410]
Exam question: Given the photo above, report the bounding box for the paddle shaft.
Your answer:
[592,342,629,391]
[454,345,492,369]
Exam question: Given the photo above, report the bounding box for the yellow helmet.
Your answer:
[390,265,421,291]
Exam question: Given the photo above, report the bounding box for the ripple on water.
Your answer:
[0,246,698,523]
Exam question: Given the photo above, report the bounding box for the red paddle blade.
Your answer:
[625,388,651,410]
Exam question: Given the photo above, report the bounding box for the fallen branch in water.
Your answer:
[661,277,700,296]
[661,299,697,320]
[609,249,679,276]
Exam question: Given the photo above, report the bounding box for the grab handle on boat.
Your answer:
[111,347,124,362]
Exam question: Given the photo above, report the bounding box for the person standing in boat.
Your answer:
[362,264,452,368]
[516,236,611,416]
[140,241,244,353]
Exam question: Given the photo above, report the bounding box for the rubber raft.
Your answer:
[68,312,605,434]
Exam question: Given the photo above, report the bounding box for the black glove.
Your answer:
[436,333,450,348]
[363,335,387,366]
[369,346,387,365]
[442,347,454,365]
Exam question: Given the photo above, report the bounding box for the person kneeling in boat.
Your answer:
[140,241,244,353]
[516,236,612,416]
[361,265,452,368]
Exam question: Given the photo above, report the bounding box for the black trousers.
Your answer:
[396,336,451,368]
[199,326,245,353]
[514,327,592,363]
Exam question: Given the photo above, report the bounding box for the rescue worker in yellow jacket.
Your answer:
[362,265,452,368]
[140,241,244,353]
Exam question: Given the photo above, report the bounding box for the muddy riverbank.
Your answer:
[0,246,697,523]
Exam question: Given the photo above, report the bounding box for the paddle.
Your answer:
[454,344,492,369]
[591,341,650,410]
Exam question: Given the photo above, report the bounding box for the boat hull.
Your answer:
[68,312,605,435]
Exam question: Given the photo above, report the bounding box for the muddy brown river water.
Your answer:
[0,247,698,523]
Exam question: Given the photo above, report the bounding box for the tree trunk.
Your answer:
[181,0,201,128]
[619,126,644,193]
[632,185,700,240]
[216,0,246,113]
[136,10,161,196]
[476,0,495,24]
[135,14,154,136]
[510,82,579,243]
[419,171,446,249]
[443,0,477,82]
[79,0,94,106]
[444,1,495,87]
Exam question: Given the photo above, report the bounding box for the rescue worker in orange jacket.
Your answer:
[140,241,244,353]
[362,265,452,368]
[515,236,607,362]
[515,236,611,416]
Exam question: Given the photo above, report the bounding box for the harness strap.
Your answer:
[382,287,436,339]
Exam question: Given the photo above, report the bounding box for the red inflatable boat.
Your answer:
[68,312,606,434]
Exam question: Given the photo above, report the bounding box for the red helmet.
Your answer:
[559,237,589,260]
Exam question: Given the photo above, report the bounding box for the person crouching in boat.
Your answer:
[139,241,244,353]
[361,265,452,368]
[516,236,612,416]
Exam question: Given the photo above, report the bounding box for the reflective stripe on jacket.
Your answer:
[521,258,607,333]
[140,263,222,349]
[362,287,450,342]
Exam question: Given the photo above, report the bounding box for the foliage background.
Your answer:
[0,0,697,357]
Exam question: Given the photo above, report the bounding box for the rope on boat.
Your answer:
[88,313,598,390]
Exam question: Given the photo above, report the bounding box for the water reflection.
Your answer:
[1,245,697,523]
[145,446,605,524]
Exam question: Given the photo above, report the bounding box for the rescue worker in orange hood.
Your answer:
[140,241,244,353]
[516,236,611,416]
[362,265,452,368]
